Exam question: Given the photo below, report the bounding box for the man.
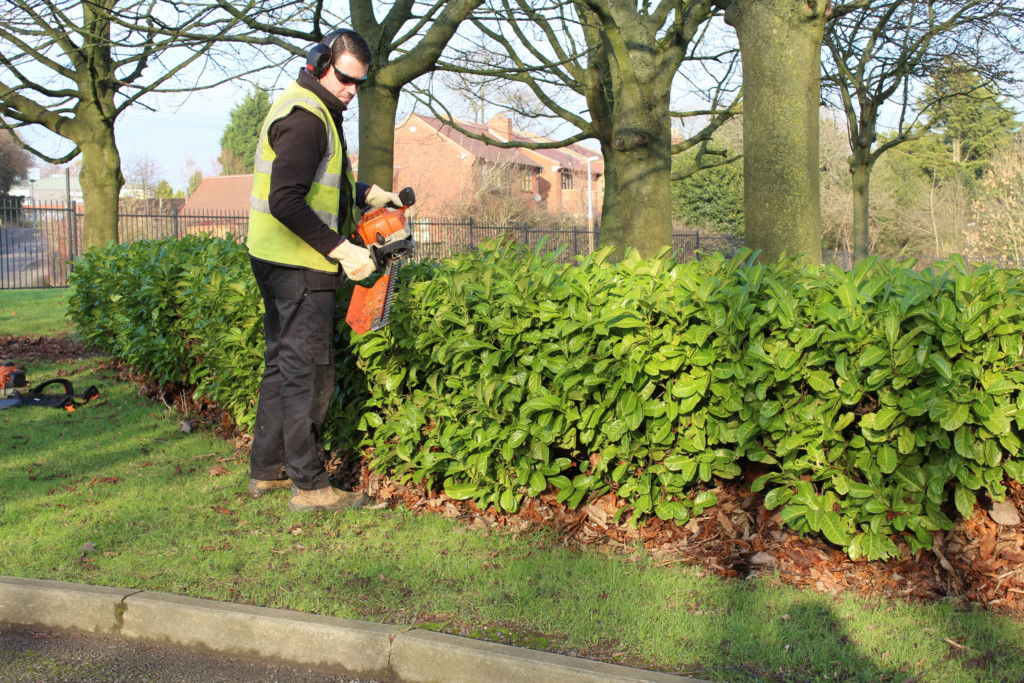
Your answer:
[246,28,404,511]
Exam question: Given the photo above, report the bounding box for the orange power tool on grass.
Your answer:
[345,187,416,334]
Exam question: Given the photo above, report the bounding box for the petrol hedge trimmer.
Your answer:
[345,187,416,334]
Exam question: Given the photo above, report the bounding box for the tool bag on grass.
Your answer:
[0,363,100,412]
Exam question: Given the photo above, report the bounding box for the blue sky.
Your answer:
[22,83,238,191]
[116,89,230,184]
[112,71,368,192]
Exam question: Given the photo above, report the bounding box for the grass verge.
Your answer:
[1,290,1023,682]
[0,289,72,338]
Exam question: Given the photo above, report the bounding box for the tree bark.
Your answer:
[726,0,827,265]
[578,2,699,259]
[355,85,401,190]
[349,0,483,192]
[597,117,674,259]
[850,148,872,264]
[77,132,124,252]
[68,12,124,253]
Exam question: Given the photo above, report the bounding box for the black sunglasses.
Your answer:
[333,65,368,88]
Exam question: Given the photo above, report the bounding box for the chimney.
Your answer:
[488,115,515,141]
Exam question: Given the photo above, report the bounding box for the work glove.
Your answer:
[364,184,404,209]
[329,239,375,281]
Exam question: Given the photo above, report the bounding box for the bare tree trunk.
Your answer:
[929,175,938,258]
[356,85,401,190]
[726,0,827,265]
[76,108,124,251]
[579,4,680,259]
[597,110,674,259]
[851,149,872,265]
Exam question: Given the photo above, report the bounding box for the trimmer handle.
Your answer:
[398,187,415,209]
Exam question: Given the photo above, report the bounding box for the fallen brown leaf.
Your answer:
[209,465,230,476]
[211,505,233,515]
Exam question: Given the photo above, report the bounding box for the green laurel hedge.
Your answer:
[68,235,1024,561]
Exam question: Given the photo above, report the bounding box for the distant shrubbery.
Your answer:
[69,235,1024,560]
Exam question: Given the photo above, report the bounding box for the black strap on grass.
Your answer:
[0,379,101,412]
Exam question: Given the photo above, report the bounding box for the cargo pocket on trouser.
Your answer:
[303,289,337,428]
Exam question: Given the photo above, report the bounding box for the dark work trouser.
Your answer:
[249,258,342,491]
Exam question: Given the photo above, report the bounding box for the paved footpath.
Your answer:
[1,576,704,683]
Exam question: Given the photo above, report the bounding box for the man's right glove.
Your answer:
[329,239,375,281]
[365,184,404,209]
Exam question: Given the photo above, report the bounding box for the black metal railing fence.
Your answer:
[4,198,876,290]
[0,199,250,288]
[408,217,744,264]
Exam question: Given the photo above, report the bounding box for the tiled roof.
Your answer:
[181,174,253,213]
[515,129,604,173]
[412,114,602,173]
[413,115,543,169]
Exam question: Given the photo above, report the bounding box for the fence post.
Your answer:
[174,207,180,240]
[696,230,701,253]
[523,221,530,249]
[468,217,474,250]
[70,201,79,264]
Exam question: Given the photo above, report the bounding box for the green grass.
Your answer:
[0,289,73,337]
[2,291,1024,681]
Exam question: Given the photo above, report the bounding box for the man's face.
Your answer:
[320,52,368,107]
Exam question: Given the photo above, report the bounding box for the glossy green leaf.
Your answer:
[954,485,976,519]
[444,479,479,500]
[876,446,898,474]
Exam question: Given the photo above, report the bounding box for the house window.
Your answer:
[521,172,533,193]
[561,171,574,190]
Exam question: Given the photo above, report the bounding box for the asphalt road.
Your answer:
[0,227,48,289]
[0,628,385,683]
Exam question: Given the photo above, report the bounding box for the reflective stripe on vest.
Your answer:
[247,81,357,272]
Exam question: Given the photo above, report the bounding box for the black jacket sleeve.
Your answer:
[266,108,348,256]
[355,182,370,207]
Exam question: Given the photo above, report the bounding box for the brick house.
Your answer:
[181,174,252,213]
[180,114,604,234]
[178,174,252,238]
[391,113,604,225]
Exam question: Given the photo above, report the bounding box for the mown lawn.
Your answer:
[1,288,1023,682]
[0,289,71,338]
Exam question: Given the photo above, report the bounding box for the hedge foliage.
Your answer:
[69,235,1024,561]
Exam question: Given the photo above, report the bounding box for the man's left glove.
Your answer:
[365,184,403,209]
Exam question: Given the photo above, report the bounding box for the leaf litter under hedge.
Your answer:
[65,235,1024,592]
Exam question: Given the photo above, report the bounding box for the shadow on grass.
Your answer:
[3,358,1023,683]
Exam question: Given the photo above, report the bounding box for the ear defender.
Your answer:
[305,28,357,77]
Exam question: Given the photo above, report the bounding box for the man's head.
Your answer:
[306,29,373,107]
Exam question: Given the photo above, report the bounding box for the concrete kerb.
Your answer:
[0,576,706,683]
[0,576,132,635]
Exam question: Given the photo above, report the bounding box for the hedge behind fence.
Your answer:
[69,235,1024,560]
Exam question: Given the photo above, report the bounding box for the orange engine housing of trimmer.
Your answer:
[345,187,415,335]
[351,197,414,270]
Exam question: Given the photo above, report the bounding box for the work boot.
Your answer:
[248,477,293,498]
[289,485,369,511]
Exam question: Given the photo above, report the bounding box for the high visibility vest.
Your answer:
[247,81,357,272]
